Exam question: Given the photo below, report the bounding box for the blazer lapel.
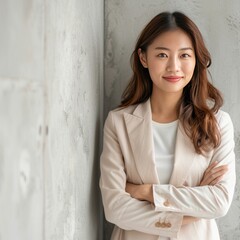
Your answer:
[123,100,159,184]
[123,99,197,187]
[169,124,197,187]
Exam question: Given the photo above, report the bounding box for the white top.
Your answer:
[152,120,178,184]
[152,120,178,240]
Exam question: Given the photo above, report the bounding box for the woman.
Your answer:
[100,11,235,240]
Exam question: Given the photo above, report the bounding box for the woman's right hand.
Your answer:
[199,161,228,186]
[182,161,228,226]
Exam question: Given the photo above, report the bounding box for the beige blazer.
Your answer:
[100,100,235,240]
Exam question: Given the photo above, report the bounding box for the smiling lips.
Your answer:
[163,76,183,82]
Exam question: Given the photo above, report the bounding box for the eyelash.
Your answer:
[181,53,191,58]
[157,53,191,58]
[157,53,168,58]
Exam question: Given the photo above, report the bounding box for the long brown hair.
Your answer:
[120,11,223,154]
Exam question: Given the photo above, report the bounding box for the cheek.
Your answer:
[184,62,196,75]
[148,60,165,73]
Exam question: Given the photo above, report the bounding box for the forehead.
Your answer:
[149,29,194,49]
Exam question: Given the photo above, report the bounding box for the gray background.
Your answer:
[0,0,239,240]
[104,0,240,239]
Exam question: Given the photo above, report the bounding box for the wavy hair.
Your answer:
[120,12,223,154]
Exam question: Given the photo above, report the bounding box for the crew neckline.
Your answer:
[152,119,179,127]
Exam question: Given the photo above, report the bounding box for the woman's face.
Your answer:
[139,29,196,97]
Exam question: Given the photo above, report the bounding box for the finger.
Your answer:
[204,161,219,174]
[208,165,228,176]
[204,164,228,180]
[200,168,228,186]
[200,163,216,182]
[200,166,228,184]
[210,168,228,180]
[208,175,224,185]
[208,166,228,180]
[200,163,228,186]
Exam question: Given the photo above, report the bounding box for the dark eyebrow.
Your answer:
[155,47,194,51]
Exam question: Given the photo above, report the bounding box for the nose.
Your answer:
[166,56,180,72]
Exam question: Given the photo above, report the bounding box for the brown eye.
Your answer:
[181,53,191,58]
[158,53,168,58]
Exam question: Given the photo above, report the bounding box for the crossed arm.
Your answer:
[126,161,228,225]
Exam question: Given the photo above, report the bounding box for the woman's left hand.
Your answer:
[199,161,228,186]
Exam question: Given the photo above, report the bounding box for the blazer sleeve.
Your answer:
[153,111,236,219]
[99,111,183,238]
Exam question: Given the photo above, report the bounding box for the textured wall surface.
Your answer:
[104,0,240,239]
[0,0,103,240]
[44,1,103,239]
[0,0,44,239]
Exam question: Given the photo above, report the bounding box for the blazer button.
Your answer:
[155,221,170,228]
[161,222,167,228]
[155,222,161,228]
[163,200,170,206]
[166,222,172,228]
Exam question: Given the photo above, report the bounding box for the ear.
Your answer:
[138,48,148,68]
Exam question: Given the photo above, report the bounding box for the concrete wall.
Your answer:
[104,0,240,239]
[0,1,44,239]
[44,1,103,239]
[0,0,103,240]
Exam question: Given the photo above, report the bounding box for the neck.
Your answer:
[150,90,182,123]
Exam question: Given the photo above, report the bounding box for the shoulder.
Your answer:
[215,110,234,136]
[215,110,232,125]
[107,104,138,120]
[104,104,139,129]
[111,104,138,115]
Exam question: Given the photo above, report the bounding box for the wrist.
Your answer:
[142,184,154,203]
[182,216,200,225]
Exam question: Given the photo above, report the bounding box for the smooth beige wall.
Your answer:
[104,0,240,239]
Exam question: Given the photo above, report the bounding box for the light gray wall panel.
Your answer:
[0,0,44,81]
[44,1,103,240]
[104,0,240,239]
[0,0,103,239]
[0,80,44,240]
[0,0,45,239]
